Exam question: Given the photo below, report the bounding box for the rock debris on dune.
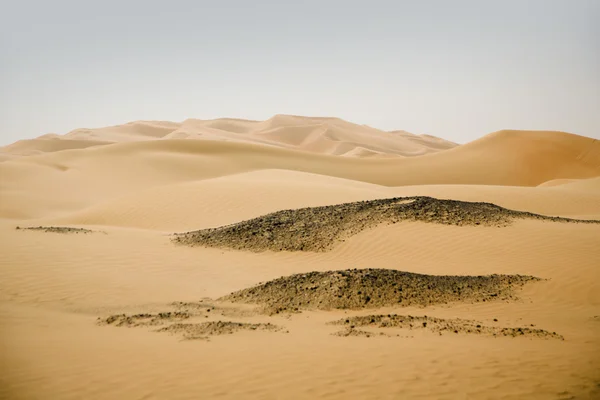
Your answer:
[99,310,284,341]
[98,312,191,327]
[15,226,100,234]
[173,196,599,252]
[220,269,540,314]
[330,314,564,340]
[157,321,283,340]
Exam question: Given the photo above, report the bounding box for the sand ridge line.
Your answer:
[329,314,564,340]
[172,196,600,252]
[219,269,540,314]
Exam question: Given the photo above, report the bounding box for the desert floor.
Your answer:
[1,116,600,399]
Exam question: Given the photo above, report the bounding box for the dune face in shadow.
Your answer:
[329,315,563,340]
[173,196,599,252]
[219,269,540,314]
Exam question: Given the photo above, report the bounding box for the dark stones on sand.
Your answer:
[219,268,540,314]
[157,321,283,340]
[16,226,98,234]
[330,314,563,340]
[99,312,190,327]
[172,196,598,253]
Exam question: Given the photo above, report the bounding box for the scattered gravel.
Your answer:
[157,321,284,340]
[172,196,598,252]
[98,312,190,327]
[330,314,564,339]
[220,268,540,314]
[98,308,284,341]
[170,300,259,318]
[16,226,101,234]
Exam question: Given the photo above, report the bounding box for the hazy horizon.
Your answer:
[1,0,599,146]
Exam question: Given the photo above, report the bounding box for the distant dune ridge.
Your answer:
[1,115,599,224]
[1,114,457,159]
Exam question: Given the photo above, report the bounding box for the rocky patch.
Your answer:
[98,311,190,327]
[330,314,563,339]
[157,321,284,340]
[220,269,540,314]
[16,226,101,234]
[98,307,284,341]
[172,196,598,252]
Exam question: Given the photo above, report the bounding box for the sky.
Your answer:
[0,0,598,145]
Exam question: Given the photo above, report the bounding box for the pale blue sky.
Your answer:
[1,0,598,145]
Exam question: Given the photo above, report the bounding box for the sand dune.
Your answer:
[65,120,181,142]
[1,119,600,399]
[543,176,600,192]
[1,137,113,156]
[1,128,598,222]
[1,115,457,161]
[16,170,600,233]
[44,171,389,231]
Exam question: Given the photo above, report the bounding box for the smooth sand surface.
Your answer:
[1,117,600,399]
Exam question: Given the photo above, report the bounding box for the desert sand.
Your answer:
[1,115,600,399]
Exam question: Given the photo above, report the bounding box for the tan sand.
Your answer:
[1,117,600,399]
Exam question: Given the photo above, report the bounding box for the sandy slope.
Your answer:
[30,171,599,231]
[1,128,598,222]
[541,176,600,192]
[1,122,600,399]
